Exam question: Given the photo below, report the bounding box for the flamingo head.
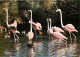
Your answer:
[36,22,42,30]
[46,18,49,21]
[49,18,51,22]
[3,8,8,11]
[28,10,32,12]
[56,9,61,12]
[52,26,56,29]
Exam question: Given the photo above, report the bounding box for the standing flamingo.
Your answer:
[28,10,42,35]
[4,8,20,42]
[47,18,53,36]
[4,8,17,29]
[49,19,67,40]
[56,9,78,38]
[52,26,64,33]
[26,10,34,41]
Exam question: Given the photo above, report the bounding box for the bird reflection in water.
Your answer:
[13,41,20,56]
[53,38,77,57]
[29,48,36,57]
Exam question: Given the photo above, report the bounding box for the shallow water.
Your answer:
[0,29,80,57]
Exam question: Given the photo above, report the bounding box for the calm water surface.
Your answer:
[0,29,80,57]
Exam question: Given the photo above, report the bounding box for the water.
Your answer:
[0,29,80,57]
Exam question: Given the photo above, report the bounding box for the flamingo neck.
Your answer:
[50,20,51,29]
[6,9,9,25]
[47,20,49,30]
[30,10,32,32]
[59,10,64,27]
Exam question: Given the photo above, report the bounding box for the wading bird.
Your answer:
[49,19,67,40]
[28,10,42,35]
[26,10,34,41]
[56,9,78,39]
[47,18,53,36]
[4,8,20,42]
[52,26,64,33]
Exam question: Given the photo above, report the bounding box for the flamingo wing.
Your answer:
[65,24,78,32]
[29,21,36,26]
[53,32,67,39]
[54,27,64,32]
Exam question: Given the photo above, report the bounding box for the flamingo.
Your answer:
[49,19,67,40]
[4,8,20,42]
[52,26,64,33]
[56,9,78,38]
[28,10,42,35]
[4,8,17,29]
[47,18,53,36]
[26,10,34,41]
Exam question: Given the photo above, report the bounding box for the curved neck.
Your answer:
[47,20,49,30]
[6,9,9,25]
[50,20,51,29]
[30,10,32,32]
[59,10,64,27]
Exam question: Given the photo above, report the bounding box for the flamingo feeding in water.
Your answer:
[52,26,64,33]
[26,10,34,41]
[4,8,20,42]
[28,10,42,35]
[49,19,67,40]
[56,9,78,38]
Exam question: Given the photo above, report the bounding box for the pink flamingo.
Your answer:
[26,10,34,41]
[4,8,20,42]
[4,8,17,29]
[52,26,64,33]
[56,9,78,38]
[49,19,67,40]
[28,10,42,35]
[47,18,53,36]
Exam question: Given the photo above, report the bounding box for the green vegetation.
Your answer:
[0,0,79,30]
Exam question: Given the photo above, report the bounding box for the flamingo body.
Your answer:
[52,32,67,40]
[7,20,17,29]
[63,24,78,33]
[52,26,64,32]
[26,32,34,40]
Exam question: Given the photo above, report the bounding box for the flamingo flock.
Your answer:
[3,8,78,47]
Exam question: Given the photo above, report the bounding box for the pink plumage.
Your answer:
[63,24,78,33]
[26,32,34,40]
[47,29,53,35]
[52,32,67,40]
[52,26,64,32]
[7,20,17,28]
[29,21,42,30]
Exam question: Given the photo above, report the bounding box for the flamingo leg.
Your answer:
[14,34,16,42]
[69,32,72,43]
[35,30,37,36]
[72,33,76,39]
[15,34,19,41]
